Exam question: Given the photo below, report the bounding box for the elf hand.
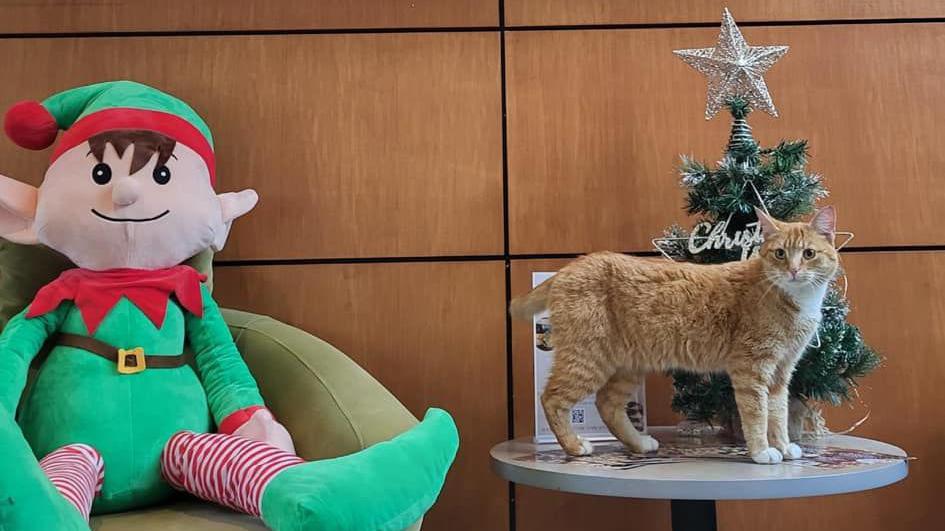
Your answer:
[222,408,296,454]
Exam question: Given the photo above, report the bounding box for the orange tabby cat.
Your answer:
[511,207,838,464]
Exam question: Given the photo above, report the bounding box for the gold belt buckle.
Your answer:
[117,347,146,374]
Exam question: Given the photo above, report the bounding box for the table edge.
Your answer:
[490,445,909,500]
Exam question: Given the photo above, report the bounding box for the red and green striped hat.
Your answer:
[4,80,216,185]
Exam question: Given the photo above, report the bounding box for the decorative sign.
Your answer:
[532,272,647,444]
[654,214,855,262]
[688,218,763,260]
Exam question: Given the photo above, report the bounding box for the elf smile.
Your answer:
[91,209,170,223]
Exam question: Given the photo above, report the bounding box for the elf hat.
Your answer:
[4,80,216,185]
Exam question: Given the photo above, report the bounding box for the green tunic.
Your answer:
[0,284,264,514]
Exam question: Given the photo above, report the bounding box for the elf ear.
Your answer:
[754,207,780,241]
[0,173,39,245]
[211,189,258,251]
[810,205,836,244]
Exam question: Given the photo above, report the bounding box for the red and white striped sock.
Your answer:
[39,444,105,521]
[161,431,303,516]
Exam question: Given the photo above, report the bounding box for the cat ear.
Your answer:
[810,206,836,244]
[754,207,779,240]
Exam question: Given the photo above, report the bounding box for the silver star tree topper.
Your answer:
[674,8,788,119]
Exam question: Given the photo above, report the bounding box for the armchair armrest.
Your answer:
[221,308,419,460]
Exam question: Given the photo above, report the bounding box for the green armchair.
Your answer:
[0,243,424,530]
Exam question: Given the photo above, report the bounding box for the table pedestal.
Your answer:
[670,499,717,531]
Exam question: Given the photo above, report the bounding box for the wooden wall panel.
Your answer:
[0,0,497,33]
[0,32,503,259]
[516,486,671,531]
[507,24,945,254]
[212,261,509,531]
[506,1,945,26]
[510,258,678,531]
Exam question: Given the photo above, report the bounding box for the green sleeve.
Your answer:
[0,305,69,413]
[186,284,265,425]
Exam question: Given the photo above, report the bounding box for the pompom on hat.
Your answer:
[4,80,216,185]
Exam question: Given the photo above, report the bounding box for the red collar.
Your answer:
[27,266,207,334]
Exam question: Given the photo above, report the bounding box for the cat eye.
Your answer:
[91,163,112,185]
[773,248,786,260]
[803,248,817,260]
[152,165,171,185]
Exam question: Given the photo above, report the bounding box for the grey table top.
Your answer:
[490,427,908,500]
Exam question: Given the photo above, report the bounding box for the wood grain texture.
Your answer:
[506,24,945,254]
[510,258,677,531]
[718,252,945,530]
[212,261,509,531]
[506,0,945,26]
[0,0,497,33]
[516,486,671,531]
[0,32,503,259]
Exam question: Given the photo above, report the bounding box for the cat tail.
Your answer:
[509,279,551,320]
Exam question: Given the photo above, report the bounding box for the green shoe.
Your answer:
[260,408,459,531]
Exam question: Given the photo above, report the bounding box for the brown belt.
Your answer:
[52,333,191,374]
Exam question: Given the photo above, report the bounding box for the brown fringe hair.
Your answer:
[88,130,176,175]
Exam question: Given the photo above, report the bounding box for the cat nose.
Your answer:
[112,177,141,207]
[789,268,800,279]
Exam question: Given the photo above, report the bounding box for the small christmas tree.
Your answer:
[663,99,880,436]
[663,10,880,437]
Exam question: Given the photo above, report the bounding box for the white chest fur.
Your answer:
[781,281,828,322]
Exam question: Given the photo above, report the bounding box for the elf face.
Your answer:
[0,130,257,271]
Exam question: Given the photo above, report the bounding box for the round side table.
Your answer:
[490,427,907,531]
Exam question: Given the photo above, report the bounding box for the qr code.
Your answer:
[570,408,585,424]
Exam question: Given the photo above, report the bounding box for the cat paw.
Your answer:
[630,435,660,453]
[780,443,803,460]
[563,436,594,456]
[751,447,784,464]
[575,437,595,456]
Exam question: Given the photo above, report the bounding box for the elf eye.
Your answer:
[803,248,817,260]
[152,165,171,185]
[91,163,112,185]
[774,248,786,260]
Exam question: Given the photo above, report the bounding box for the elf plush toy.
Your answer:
[0,81,458,530]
